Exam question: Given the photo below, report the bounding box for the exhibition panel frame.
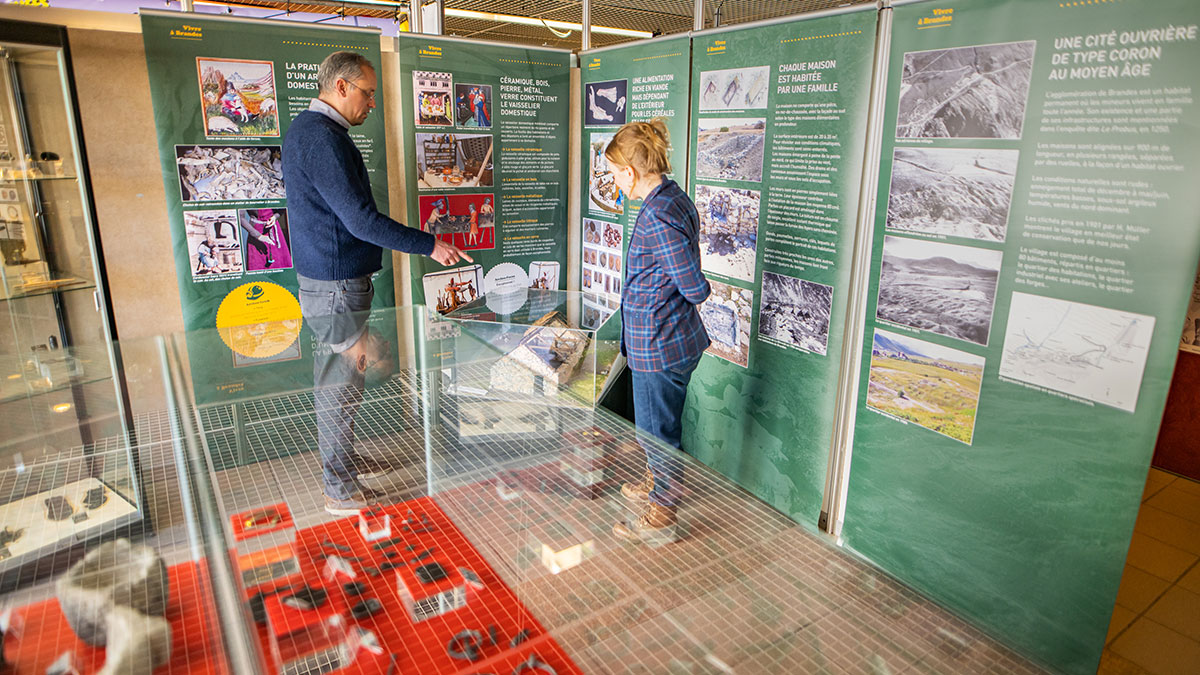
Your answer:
[839,1,1200,673]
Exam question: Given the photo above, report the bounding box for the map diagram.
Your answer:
[999,292,1155,413]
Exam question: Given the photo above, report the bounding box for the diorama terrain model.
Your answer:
[701,278,753,367]
[585,79,627,126]
[490,311,592,397]
[699,66,770,111]
[588,133,622,214]
[886,147,1018,242]
[175,145,285,202]
[758,271,833,355]
[896,41,1036,139]
[695,185,760,282]
[695,118,765,182]
[416,133,493,190]
[999,291,1155,413]
[453,399,559,441]
[197,58,279,137]
[876,235,1002,346]
[867,328,985,444]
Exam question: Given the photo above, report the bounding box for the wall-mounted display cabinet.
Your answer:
[0,20,140,589]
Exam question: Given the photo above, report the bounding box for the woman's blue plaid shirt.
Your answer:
[621,178,711,372]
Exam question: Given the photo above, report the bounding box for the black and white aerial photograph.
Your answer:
[876,235,1003,346]
[896,40,1036,139]
[886,147,1018,242]
[696,118,765,182]
[757,271,833,356]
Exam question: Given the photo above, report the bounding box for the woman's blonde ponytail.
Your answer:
[604,118,672,177]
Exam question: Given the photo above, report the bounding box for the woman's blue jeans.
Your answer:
[631,354,702,508]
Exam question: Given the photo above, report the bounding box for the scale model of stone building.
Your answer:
[489,311,591,397]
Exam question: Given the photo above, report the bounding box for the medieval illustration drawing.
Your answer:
[197,57,279,137]
[184,209,243,279]
[419,194,496,251]
[423,264,484,314]
[413,70,453,126]
[454,83,492,128]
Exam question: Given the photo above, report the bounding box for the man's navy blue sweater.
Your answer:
[282,109,434,281]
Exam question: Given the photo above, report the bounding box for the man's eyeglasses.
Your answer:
[345,79,375,101]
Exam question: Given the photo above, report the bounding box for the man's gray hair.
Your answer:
[317,51,374,94]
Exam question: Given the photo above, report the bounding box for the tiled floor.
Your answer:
[1100,468,1200,674]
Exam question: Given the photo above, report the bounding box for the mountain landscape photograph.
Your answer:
[867,328,986,444]
[875,235,1003,346]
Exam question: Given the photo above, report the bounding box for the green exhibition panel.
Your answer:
[140,12,397,404]
[840,1,1200,672]
[579,36,692,327]
[683,8,879,525]
[397,35,570,311]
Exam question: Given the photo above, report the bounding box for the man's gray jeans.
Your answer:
[298,273,374,500]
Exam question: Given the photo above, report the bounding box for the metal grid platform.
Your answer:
[202,368,1052,674]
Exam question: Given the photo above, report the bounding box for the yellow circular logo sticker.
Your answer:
[216,282,302,359]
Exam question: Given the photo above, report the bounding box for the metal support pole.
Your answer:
[411,0,423,34]
[432,0,444,35]
[582,0,591,51]
[182,0,194,12]
[693,0,703,31]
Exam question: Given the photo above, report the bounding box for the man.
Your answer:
[283,51,471,515]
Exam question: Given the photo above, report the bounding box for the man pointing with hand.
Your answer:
[283,51,470,514]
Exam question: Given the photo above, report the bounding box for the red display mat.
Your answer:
[5,497,580,675]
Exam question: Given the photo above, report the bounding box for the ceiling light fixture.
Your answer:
[444,8,651,38]
[190,0,651,39]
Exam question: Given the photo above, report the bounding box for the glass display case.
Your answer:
[0,334,241,674]
[0,303,1048,674]
[0,20,137,593]
[443,288,623,411]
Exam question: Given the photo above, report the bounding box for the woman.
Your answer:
[605,119,711,545]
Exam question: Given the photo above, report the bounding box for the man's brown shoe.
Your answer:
[324,487,388,516]
[613,502,678,546]
[620,469,655,504]
[351,453,394,480]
